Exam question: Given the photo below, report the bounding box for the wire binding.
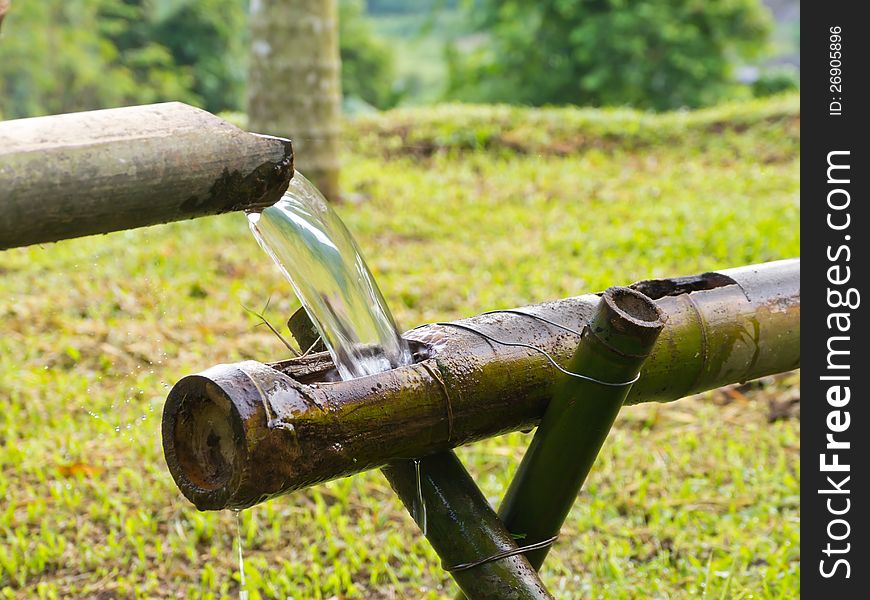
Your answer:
[481,308,583,336]
[433,320,640,388]
[443,535,559,572]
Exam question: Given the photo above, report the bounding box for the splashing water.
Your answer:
[247,173,412,380]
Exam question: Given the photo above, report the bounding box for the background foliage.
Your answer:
[339,0,400,111]
[0,0,245,119]
[446,0,773,110]
[0,0,397,119]
[1,0,798,119]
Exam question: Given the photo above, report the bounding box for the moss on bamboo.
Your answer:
[162,260,800,510]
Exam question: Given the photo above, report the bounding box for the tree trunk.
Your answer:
[248,0,341,201]
[0,0,10,31]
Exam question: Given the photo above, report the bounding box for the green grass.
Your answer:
[0,95,800,598]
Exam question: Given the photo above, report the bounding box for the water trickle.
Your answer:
[413,459,427,536]
[247,173,412,380]
[235,510,248,600]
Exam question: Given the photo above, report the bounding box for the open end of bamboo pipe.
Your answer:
[605,287,663,324]
[591,287,666,358]
[170,381,241,493]
[162,374,246,510]
[161,361,317,510]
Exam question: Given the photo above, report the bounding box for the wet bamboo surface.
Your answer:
[162,259,800,511]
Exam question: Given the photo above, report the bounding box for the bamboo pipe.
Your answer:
[0,102,293,249]
[496,287,664,570]
[161,259,800,511]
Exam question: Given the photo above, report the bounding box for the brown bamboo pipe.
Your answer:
[0,102,293,249]
[162,259,800,510]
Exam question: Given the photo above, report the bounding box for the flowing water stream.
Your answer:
[238,173,420,595]
[247,173,412,379]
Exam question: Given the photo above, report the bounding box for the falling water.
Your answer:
[235,510,248,600]
[247,173,412,380]
[243,172,426,589]
[413,459,427,536]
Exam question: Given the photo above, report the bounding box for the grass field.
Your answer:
[0,95,800,599]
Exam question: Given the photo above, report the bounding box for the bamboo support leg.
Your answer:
[496,287,665,570]
[384,452,553,600]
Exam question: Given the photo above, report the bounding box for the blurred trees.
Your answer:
[0,0,786,120]
[366,0,457,15]
[0,0,397,119]
[0,0,245,119]
[447,0,773,110]
[339,0,399,110]
[148,0,247,114]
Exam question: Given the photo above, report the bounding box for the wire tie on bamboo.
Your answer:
[419,361,455,443]
[442,535,560,572]
[428,315,641,387]
[481,308,584,336]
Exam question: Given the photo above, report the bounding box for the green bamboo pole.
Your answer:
[496,287,664,570]
[383,453,553,600]
[162,260,799,510]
